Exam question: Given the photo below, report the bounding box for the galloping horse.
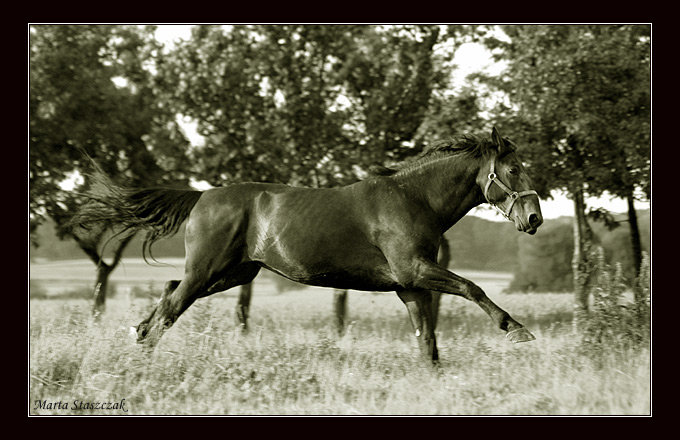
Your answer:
[74,128,543,362]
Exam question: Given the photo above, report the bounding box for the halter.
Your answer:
[483,155,538,220]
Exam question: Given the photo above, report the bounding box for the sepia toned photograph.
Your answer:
[29,23,651,416]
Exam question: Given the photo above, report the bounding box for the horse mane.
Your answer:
[369,135,491,177]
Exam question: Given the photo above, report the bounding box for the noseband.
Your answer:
[483,156,538,220]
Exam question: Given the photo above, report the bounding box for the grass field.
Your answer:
[29,260,650,415]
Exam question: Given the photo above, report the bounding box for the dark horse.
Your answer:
[74,128,543,362]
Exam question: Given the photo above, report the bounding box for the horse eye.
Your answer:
[509,167,519,175]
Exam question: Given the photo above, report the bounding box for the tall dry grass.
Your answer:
[29,282,650,415]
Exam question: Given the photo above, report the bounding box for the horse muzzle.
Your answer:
[519,212,543,235]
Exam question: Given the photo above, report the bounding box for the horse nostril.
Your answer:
[529,213,542,228]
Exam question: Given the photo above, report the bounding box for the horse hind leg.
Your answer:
[130,279,180,341]
[134,275,205,348]
[134,263,261,347]
[236,282,253,331]
[201,263,261,332]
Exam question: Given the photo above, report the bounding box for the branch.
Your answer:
[110,233,135,268]
[586,207,622,231]
[70,232,106,267]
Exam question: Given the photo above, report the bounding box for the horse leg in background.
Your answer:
[333,289,348,335]
[429,237,450,329]
[430,291,442,329]
[397,289,439,363]
[236,282,253,331]
[332,239,446,337]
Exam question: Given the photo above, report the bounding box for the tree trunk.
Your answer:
[333,289,348,335]
[571,185,594,325]
[72,232,134,319]
[626,193,643,279]
[92,263,113,318]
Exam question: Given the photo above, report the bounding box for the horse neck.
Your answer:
[394,154,485,232]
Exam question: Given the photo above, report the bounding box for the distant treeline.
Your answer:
[30,210,649,292]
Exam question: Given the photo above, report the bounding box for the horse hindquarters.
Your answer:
[135,187,259,347]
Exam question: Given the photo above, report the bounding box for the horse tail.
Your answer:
[71,170,203,261]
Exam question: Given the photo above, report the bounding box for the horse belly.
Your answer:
[262,258,399,292]
[258,229,396,290]
[250,194,398,291]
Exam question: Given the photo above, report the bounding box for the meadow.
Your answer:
[29,260,650,415]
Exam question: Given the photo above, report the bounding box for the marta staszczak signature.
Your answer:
[33,399,129,412]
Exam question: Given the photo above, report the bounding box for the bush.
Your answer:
[581,249,650,350]
[507,221,574,292]
[30,281,49,300]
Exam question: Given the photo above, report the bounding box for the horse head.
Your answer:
[478,127,543,235]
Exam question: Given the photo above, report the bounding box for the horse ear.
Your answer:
[491,126,513,155]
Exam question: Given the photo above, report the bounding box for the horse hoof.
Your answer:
[506,327,536,343]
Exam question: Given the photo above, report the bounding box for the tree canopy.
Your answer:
[484,25,650,203]
[152,25,480,188]
[479,25,650,299]
[30,25,192,238]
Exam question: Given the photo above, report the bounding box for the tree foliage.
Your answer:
[30,25,192,237]
[485,25,650,201]
[154,25,475,188]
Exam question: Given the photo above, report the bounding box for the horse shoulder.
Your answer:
[347,178,441,263]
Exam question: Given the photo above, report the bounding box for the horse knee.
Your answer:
[465,284,486,301]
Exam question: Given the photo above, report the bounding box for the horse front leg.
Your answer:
[397,289,439,363]
[404,259,535,343]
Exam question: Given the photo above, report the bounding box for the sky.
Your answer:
[146,25,649,222]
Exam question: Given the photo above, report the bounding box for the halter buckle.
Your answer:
[488,173,496,181]
[510,192,519,200]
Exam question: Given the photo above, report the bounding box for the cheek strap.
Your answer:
[483,160,538,220]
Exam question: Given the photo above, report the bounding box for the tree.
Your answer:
[569,25,650,281]
[483,25,651,317]
[30,25,191,316]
